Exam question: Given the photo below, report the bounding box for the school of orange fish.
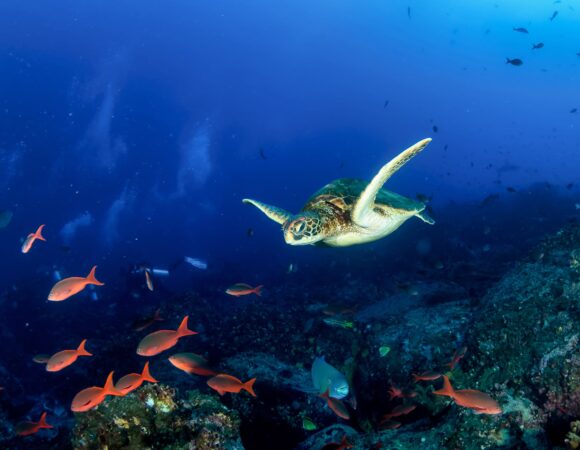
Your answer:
[13,224,501,439]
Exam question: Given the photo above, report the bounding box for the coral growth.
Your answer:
[72,384,242,450]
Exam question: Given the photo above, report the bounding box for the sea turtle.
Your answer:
[243,138,434,247]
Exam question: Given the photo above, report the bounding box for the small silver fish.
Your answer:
[184,256,208,270]
[287,263,298,274]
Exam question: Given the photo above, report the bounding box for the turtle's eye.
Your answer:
[294,221,306,234]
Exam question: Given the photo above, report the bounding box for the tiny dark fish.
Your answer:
[566,182,574,189]
[549,11,558,21]
[570,108,577,113]
[416,193,432,203]
[383,100,389,108]
[532,43,544,50]
[506,187,517,193]
[259,148,267,160]
[513,27,529,34]
[407,6,411,19]
[506,58,523,66]
[443,144,448,150]
[432,125,438,133]
[246,228,254,237]
[577,53,580,58]
[481,194,500,207]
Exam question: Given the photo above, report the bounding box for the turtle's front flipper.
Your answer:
[352,138,431,227]
[243,198,292,225]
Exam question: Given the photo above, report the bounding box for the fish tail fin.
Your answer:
[505,58,511,64]
[433,375,454,398]
[38,412,53,429]
[319,388,330,400]
[243,378,257,397]
[254,285,264,296]
[141,361,158,383]
[86,266,104,286]
[177,316,198,337]
[77,339,93,357]
[103,371,123,397]
[154,308,163,321]
[35,224,47,241]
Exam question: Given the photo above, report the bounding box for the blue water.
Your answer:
[0,1,579,448]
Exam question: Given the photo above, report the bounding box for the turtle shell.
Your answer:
[302,178,424,214]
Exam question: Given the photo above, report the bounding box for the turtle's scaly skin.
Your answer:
[243,138,434,247]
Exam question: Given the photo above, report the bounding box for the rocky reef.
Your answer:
[2,224,578,449]
[64,224,580,449]
[71,384,242,450]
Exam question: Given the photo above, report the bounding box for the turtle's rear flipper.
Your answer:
[352,138,432,227]
[243,198,292,225]
[417,210,435,225]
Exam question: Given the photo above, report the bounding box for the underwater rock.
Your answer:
[355,280,468,323]
[464,223,580,447]
[293,419,512,450]
[566,420,580,449]
[359,299,472,391]
[71,383,243,449]
[293,424,358,449]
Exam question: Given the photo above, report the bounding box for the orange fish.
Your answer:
[381,404,416,420]
[412,371,442,382]
[225,283,263,297]
[207,374,256,397]
[145,269,154,291]
[169,353,217,377]
[48,265,104,301]
[71,371,124,412]
[388,383,403,400]
[446,346,467,370]
[21,224,46,254]
[136,316,197,356]
[132,308,163,331]
[46,339,92,372]
[387,384,416,400]
[32,354,51,364]
[379,420,401,430]
[433,375,502,415]
[115,361,157,395]
[321,435,353,450]
[320,389,350,420]
[15,411,53,436]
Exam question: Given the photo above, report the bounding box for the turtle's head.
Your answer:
[283,213,323,245]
